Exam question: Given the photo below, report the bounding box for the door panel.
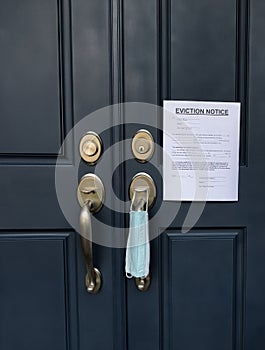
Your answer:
[161,231,244,350]
[0,232,78,350]
[0,0,62,154]
[72,0,111,118]
[124,0,158,104]
[170,0,237,101]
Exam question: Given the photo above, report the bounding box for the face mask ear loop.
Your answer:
[144,188,149,213]
[130,190,136,212]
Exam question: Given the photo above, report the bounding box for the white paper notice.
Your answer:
[163,101,241,201]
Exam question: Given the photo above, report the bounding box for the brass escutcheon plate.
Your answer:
[77,173,105,213]
[129,172,156,209]
[131,129,154,162]
[79,131,102,165]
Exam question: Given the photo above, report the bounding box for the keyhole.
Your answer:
[139,145,145,153]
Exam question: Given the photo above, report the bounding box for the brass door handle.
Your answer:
[80,202,102,293]
[77,174,105,294]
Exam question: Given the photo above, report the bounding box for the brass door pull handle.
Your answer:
[80,202,102,293]
[77,174,105,294]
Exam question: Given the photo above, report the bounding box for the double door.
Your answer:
[1,1,265,349]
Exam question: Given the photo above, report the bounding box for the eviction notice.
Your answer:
[163,100,241,201]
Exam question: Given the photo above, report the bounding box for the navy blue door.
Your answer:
[1,1,265,350]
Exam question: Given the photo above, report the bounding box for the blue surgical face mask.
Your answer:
[125,210,150,279]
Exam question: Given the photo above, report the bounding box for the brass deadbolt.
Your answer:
[79,131,102,164]
[132,129,154,162]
